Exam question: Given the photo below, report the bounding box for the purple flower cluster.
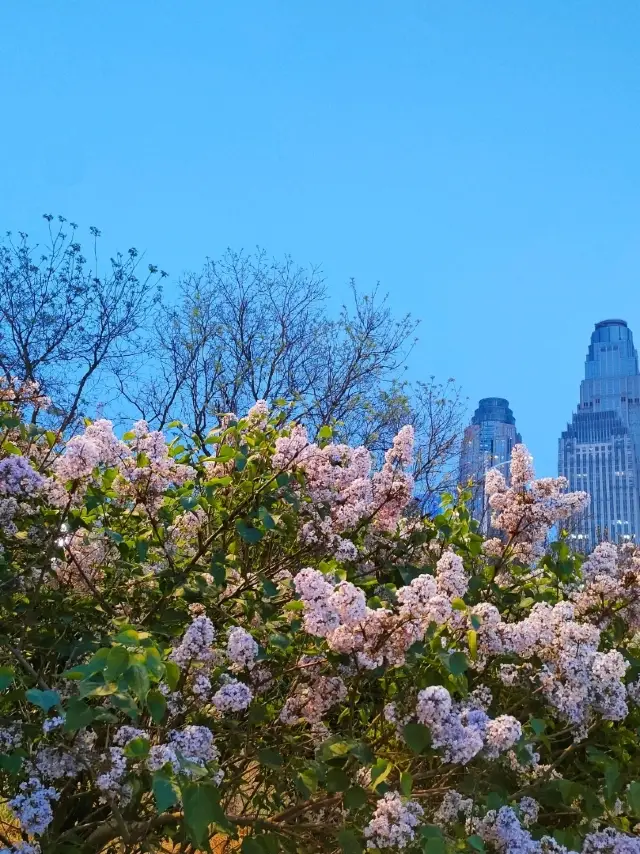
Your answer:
[363,791,424,850]
[0,455,44,496]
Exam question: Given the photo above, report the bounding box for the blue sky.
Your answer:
[2,1,640,476]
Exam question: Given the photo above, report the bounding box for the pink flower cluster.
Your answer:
[53,419,126,484]
[280,674,347,725]
[484,445,588,563]
[272,424,415,556]
[294,561,464,669]
[117,420,195,512]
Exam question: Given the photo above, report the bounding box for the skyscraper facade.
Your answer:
[559,319,640,550]
[459,397,522,530]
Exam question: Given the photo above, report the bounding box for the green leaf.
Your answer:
[180,495,200,511]
[258,507,276,530]
[451,597,467,611]
[64,698,94,732]
[262,579,279,598]
[326,768,351,792]
[0,752,23,775]
[114,628,149,646]
[236,520,263,543]
[25,688,60,712]
[164,660,180,691]
[242,840,264,854]
[153,772,180,812]
[0,666,14,691]
[467,835,486,852]
[125,663,150,702]
[147,688,168,723]
[124,737,150,758]
[269,633,291,650]
[144,647,165,679]
[530,718,546,736]
[400,771,413,797]
[605,762,621,800]
[318,736,357,761]
[210,552,227,586]
[2,441,21,455]
[136,539,149,562]
[486,792,505,810]
[296,767,318,796]
[628,781,640,816]
[337,829,363,854]
[109,692,140,719]
[467,629,478,661]
[350,742,375,765]
[370,758,393,789]
[258,748,283,769]
[421,826,446,854]
[343,786,368,809]
[183,782,229,846]
[318,425,333,439]
[215,445,236,463]
[104,646,130,682]
[448,651,469,675]
[402,723,431,754]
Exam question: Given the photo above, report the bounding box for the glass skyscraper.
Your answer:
[558,319,640,550]
[459,397,522,530]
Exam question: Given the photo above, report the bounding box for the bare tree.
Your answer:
[119,249,420,440]
[0,219,464,509]
[0,215,165,431]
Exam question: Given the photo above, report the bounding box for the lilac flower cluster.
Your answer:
[226,626,259,669]
[0,455,44,495]
[170,615,216,667]
[42,716,64,734]
[273,423,414,553]
[117,420,195,512]
[211,677,253,713]
[280,674,347,725]
[53,419,126,484]
[8,777,59,835]
[414,685,521,765]
[147,725,222,783]
[472,600,629,725]
[294,565,463,670]
[483,445,588,563]
[0,843,41,854]
[363,791,424,850]
[96,747,130,803]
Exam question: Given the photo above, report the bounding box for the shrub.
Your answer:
[0,383,639,854]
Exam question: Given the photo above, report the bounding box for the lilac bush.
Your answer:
[0,384,639,853]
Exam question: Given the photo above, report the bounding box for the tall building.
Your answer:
[459,397,522,530]
[559,319,640,550]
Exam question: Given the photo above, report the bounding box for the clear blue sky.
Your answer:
[2,1,640,476]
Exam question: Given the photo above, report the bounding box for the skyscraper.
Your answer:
[559,319,640,550]
[459,397,522,530]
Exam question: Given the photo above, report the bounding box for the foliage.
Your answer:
[0,389,638,854]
